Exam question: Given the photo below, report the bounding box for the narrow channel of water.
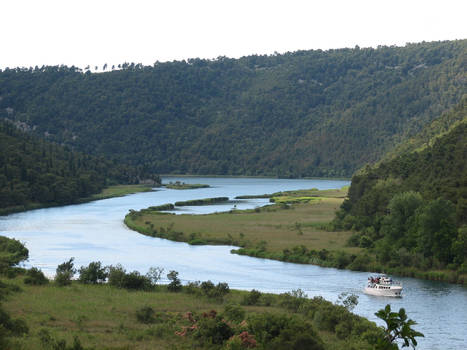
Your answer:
[1,177,466,349]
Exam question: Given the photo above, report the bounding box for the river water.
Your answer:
[1,176,466,349]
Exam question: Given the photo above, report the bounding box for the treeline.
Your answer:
[0,121,160,212]
[334,98,467,276]
[0,40,465,177]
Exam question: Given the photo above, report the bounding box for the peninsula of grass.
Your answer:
[164,181,210,190]
[124,187,363,262]
[125,187,467,284]
[86,184,155,201]
[174,197,229,206]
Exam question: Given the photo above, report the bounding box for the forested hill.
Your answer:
[333,98,466,273]
[0,121,159,212]
[1,40,466,177]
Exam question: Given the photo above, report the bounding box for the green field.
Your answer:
[1,275,381,350]
[125,187,361,259]
[165,183,210,190]
[87,184,155,200]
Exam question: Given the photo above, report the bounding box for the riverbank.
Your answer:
[0,184,155,216]
[125,187,467,285]
[1,268,383,349]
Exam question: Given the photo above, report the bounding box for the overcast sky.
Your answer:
[2,0,466,69]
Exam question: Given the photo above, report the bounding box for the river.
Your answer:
[1,176,466,349]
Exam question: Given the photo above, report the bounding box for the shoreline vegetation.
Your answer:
[125,187,467,285]
[0,236,422,349]
[0,184,155,216]
[164,181,210,190]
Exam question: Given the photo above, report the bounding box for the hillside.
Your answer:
[334,98,467,276]
[1,40,466,177]
[0,121,159,213]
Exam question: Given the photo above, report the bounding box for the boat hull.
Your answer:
[364,286,402,297]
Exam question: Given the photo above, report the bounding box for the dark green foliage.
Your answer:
[136,306,156,324]
[107,264,151,290]
[0,303,28,349]
[223,304,246,323]
[374,304,423,349]
[24,267,49,285]
[1,41,465,178]
[194,311,234,345]
[0,236,28,272]
[0,120,160,212]
[55,258,76,286]
[336,98,467,274]
[38,329,87,350]
[167,270,182,292]
[247,313,324,350]
[241,289,262,306]
[199,280,230,300]
[174,197,229,206]
[78,261,108,284]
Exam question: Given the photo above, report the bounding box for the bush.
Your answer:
[122,271,152,290]
[78,261,108,284]
[194,312,234,345]
[24,267,49,285]
[167,270,182,292]
[55,258,76,286]
[224,304,246,323]
[241,289,262,306]
[107,264,125,287]
[107,265,152,290]
[136,306,155,324]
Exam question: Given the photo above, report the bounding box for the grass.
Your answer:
[87,184,155,201]
[165,183,210,190]
[1,275,379,349]
[125,187,360,256]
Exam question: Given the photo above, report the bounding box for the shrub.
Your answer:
[241,289,262,306]
[224,304,246,323]
[194,312,234,345]
[136,306,155,324]
[55,258,76,286]
[167,270,182,292]
[78,261,108,284]
[108,264,126,288]
[122,271,152,290]
[24,267,49,285]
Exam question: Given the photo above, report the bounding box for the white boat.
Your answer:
[364,274,402,297]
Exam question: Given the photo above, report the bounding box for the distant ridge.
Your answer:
[1,40,466,177]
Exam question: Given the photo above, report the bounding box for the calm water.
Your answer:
[1,177,466,349]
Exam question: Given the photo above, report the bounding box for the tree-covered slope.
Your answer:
[0,121,159,212]
[1,40,466,177]
[334,98,467,273]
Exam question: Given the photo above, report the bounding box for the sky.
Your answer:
[1,0,466,69]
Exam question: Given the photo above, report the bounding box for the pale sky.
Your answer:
[1,0,466,69]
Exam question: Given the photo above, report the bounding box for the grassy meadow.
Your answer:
[1,274,381,350]
[125,187,362,264]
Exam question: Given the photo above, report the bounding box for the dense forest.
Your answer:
[0,121,159,212]
[334,97,467,273]
[1,40,465,177]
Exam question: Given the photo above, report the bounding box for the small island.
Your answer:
[164,181,210,190]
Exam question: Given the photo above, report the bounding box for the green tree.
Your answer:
[415,199,457,264]
[55,258,76,286]
[374,304,423,349]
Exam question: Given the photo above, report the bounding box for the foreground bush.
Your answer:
[78,261,108,284]
[24,267,49,285]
